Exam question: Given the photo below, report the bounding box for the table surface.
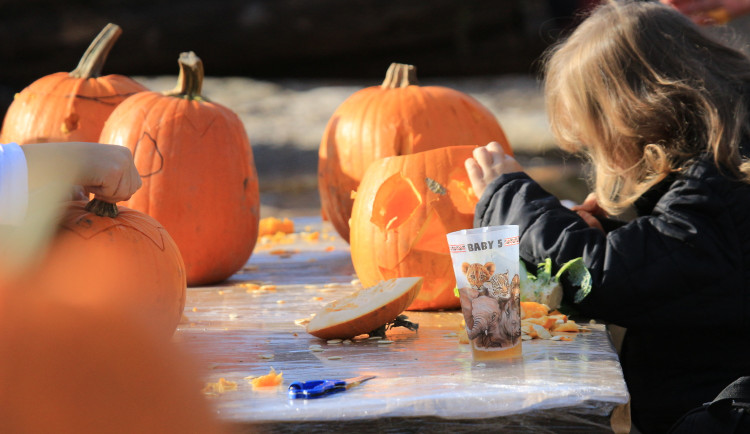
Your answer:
[174,217,629,431]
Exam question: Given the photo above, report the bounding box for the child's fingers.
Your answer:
[471,147,493,171]
[465,157,487,198]
[485,141,507,163]
[576,210,604,233]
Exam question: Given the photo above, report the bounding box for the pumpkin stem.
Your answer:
[381,63,418,89]
[70,23,122,79]
[165,51,207,101]
[85,199,119,218]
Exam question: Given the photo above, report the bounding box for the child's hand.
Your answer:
[465,141,523,199]
[22,142,142,203]
[660,0,750,24]
[570,193,607,232]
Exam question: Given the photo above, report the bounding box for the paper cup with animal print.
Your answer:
[447,225,521,360]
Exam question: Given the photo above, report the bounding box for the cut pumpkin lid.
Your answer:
[306,277,423,340]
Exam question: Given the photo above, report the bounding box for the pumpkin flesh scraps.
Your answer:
[370,173,422,232]
[249,368,284,389]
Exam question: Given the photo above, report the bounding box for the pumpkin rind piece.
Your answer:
[306,276,423,339]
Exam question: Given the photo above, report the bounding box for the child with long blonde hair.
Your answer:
[466,1,750,432]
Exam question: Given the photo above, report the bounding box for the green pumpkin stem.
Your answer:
[85,199,119,218]
[165,51,207,101]
[70,23,122,79]
[381,63,418,89]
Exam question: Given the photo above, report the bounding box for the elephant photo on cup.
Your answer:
[458,270,521,349]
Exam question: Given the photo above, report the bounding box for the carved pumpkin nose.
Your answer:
[371,173,422,231]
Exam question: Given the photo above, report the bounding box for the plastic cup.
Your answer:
[447,225,522,360]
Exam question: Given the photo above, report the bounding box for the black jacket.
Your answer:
[475,154,750,433]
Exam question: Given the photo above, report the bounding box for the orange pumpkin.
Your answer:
[0,24,147,144]
[350,146,479,311]
[0,288,225,434]
[318,62,511,242]
[99,52,260,286]
[29,199,186,339]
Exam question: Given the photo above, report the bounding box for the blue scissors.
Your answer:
[288,375,376,399]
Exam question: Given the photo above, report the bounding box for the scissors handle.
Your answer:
[288,379,345,399]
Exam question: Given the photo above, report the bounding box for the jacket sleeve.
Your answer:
[0,143,29,225]
[474,171,741,329]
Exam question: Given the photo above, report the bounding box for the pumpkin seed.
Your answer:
[425,177,446,195]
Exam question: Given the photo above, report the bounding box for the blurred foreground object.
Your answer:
[0,289,225,434]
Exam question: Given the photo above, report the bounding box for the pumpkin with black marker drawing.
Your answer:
[0,24,146,144]
[99,52,260,286]
[29,199,186,340]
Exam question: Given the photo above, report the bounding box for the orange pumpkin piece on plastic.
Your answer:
[553,321,581,333]
[259,217,295,237]
[521,301,551,319]
[249,368,284,389]
[524,316,559,329]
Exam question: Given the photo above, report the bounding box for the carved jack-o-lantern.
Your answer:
[350,145,479,310]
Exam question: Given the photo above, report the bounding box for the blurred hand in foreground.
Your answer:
[22,142,141,203]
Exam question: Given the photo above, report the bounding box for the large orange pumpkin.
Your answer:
[350,146,479,311]
[0,24,146,144]
[0,288,225,434]
[318,62,511,242]
[99,52,260,286]
[29,199,186,339]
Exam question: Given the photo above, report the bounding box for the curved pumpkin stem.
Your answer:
[166,51,207,101]
[381,63,418,89]
[70,23,122,79]
[85,199,119,218]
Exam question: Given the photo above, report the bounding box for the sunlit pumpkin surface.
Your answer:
[350,146,480,310]
[318,63,511,242]
[99,53,260,286]
[28,200,186,339]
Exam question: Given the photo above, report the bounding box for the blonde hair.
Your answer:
[544,0,750,214]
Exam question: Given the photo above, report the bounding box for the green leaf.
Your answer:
[535,258,553,284]
[555,257,592,303]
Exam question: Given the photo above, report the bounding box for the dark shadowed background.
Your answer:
[0,0,592,115]
[3,0,750,216]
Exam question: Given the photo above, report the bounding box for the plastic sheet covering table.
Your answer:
[174,217,630,433]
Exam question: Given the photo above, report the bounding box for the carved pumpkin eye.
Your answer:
[370,173,422,231]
